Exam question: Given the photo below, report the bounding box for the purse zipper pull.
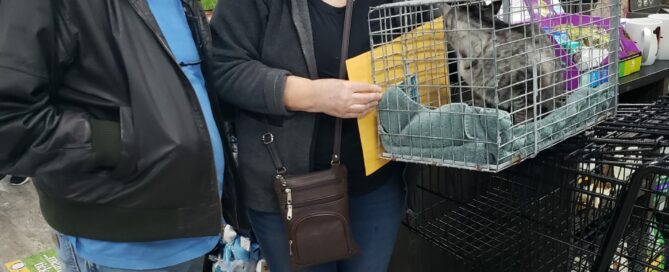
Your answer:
[289,240,294,256]
[277,174,287,187]
[285,188,293,220]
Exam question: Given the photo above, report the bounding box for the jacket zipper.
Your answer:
[149,31,203,112]
[131,2,221,219]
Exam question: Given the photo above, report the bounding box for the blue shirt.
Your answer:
[65,0,225,269]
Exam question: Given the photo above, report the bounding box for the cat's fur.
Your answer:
[441,1,566,123]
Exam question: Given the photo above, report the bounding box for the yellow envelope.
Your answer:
[347,17,450,176]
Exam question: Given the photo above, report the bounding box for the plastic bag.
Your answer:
[212,225,268,272]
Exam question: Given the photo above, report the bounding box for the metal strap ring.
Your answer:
[262,132,274,145]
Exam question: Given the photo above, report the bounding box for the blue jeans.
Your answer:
[54,233,205,272]
[248,174,405,272]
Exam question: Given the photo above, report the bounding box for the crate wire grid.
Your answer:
[404,159,628,271]
[403,99,669,271]
[611,174,669,272]
[607,161,669,272]
[369,0,619,172]
[522,100,669,271]
[564,145,660,271]
[586,100,669,272]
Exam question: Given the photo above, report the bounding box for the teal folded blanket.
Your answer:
[378,83,616,167]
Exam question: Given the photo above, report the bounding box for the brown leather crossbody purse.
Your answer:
[261,0,359,269]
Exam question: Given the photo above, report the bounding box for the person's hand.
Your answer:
[284,76,383,118]
[311,79,383,119]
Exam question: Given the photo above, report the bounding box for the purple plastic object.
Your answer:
[530,13,640,90]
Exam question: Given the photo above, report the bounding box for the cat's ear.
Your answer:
[440,3,453,16]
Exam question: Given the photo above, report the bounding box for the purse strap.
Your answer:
[332,0,354,166]
[263,0,355,174]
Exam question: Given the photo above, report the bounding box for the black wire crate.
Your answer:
[570,100,669,271]
[404,158,625,272]
[403,99,669,271]
[605,159,669,272]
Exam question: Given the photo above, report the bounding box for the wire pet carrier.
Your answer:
[370,0,619,172]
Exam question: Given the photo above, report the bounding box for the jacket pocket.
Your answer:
[110,106,138,179]
[89,106,137,178]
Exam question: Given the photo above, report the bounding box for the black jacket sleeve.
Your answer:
[209,0,294,116]
[0,0,119,176]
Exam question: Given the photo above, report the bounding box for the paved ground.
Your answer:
[0,176,52,265]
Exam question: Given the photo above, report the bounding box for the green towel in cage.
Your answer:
[378,82,616,166]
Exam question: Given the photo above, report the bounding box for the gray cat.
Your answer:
[441,1,566,123]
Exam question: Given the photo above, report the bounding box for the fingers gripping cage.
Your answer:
[369,0,620,172]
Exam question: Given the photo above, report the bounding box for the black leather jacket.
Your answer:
[0,0,223,242]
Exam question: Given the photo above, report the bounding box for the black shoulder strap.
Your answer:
[331,0,354,166]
